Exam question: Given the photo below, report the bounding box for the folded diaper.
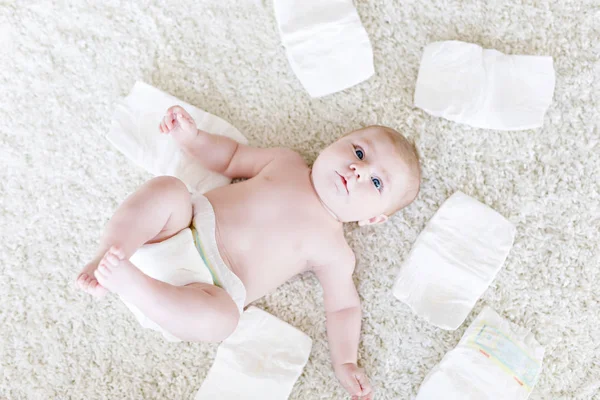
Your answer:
[196,306,312,400]
[107,81,248,193]
[393,191,516,330]
[416,306,544,400]
[273,0,374,97]
[414,41,555,131]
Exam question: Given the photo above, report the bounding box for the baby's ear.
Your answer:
[358,214,388,227]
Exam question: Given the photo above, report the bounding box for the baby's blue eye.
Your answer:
[372,177,382,190]
[355,147,364,160]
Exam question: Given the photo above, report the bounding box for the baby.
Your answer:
[76,106,421,400]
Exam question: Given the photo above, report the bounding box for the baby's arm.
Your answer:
[160,105,288,179]
[314,253,373,400]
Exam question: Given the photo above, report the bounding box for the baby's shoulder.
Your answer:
[268,148,307,167]
[260,148,308,179]
[311,234,355,271]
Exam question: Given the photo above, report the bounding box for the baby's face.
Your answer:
[312,127,412,223]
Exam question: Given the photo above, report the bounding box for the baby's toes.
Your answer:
[88,279,103,292]
[109,246,125,260]
[100,247,121,268]
[91,280,109,296]
[94,266,108,284]
[83,277,95,288]
[77,274,91,288]
[97,262,112,276]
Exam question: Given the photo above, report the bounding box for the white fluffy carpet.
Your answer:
[1,1,599,399]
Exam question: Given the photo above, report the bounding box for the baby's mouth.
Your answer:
[337,172,349,194]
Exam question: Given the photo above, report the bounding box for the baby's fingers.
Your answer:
[167,105,193,120]
[175,113,194,129]
[358,390,374,400]
[356,373,372,395]
[159,120,168,133]
[167,105,184,115]
[351,392,374,400]
[164,114,176,130]
[342,377,362,398]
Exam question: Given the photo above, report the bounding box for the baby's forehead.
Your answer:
[342,128,395,152]
[347,126,392,140]
[350,128,403,155]
[361,128,414,175]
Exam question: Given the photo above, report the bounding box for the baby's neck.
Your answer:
[308,170,342,224]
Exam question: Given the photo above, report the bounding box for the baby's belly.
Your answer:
[222,240,310,304]
[209,213,313,304]
[202,179,318,304]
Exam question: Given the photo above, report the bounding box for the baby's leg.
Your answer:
[76,176,192,297]
[96,246,239,342]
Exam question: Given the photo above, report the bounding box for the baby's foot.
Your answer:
[76,256,108,298]
[94,246,146,299]
[159,105,198,145]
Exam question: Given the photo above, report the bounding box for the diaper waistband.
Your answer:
[191,193,247,314]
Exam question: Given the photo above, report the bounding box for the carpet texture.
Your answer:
[1,1,599,399]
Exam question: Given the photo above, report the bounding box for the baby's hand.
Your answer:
[334,363,374,400]
[159,105,198,145]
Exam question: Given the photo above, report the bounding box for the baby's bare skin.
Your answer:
[76,106,420,400]
[204,158,348,304]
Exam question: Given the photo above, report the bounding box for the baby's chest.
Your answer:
[249,207,314,245]
[234,209,326,264]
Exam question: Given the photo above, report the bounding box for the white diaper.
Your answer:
[393,191,516,330]
[122,194,246,342]
[107,81,248,193]
[196,306,312,400]
[416,306,544,400]
[414,41,555,131]
[273,0,374,97]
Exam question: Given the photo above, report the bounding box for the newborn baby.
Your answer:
[76,106,421,400]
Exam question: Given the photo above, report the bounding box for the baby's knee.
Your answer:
[150,175,187,192]
[185,285,240,342]
[215,310,240,342]
[149,176,190,202]
[180,304,239,343]
[204,291,240,342]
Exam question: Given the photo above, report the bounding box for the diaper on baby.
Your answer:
[122,194,246,342]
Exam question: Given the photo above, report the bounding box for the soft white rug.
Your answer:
[1,1,598,399]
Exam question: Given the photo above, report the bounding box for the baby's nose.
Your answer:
[350,162,368,180]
